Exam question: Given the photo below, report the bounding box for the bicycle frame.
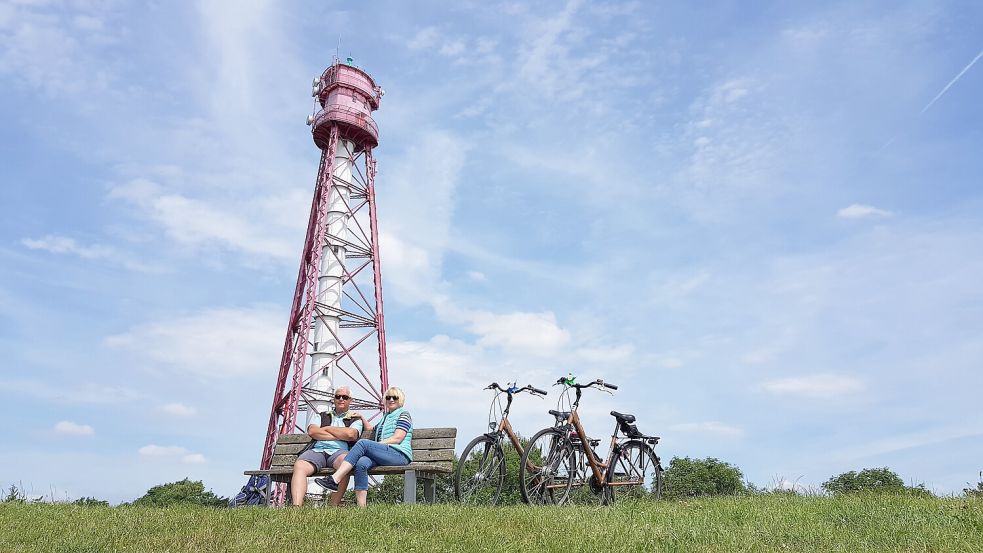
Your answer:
[494,391,526,452]
[559,385,646,489]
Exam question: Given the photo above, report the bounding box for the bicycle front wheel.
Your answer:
[605,440,662,504]
[519,428,573,505]
[455,435,506,505]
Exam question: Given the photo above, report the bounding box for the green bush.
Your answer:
[129,478,227,507]
[73,496,110,507]
[3,484,28,503]
[822,468,904,495]
[823,467,931,496]
[964,472,983,498]
[662,456,748,499]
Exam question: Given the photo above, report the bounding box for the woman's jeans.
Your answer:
[345,439,410,490]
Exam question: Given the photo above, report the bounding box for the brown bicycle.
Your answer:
[519,376,663,505]
[454,382,547,504]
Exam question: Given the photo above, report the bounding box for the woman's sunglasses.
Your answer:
[385,395,399,401]
[334,394,351,400]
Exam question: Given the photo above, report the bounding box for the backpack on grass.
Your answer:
[230,474,270,507]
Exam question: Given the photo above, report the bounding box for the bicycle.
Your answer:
[519,375,663,505]
[454,381,547,505]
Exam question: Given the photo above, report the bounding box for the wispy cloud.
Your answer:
[837,204,893,219]
[20,235,158,271]
[108,180,298,261]
[138,444,207,464]
[669,421,744,437]
[54,421,95,436]
[104,306,283,379]
[161,403,196,417]
[21,236,113,259]
[0,379,143,404]
[760,374,865,399]
[921,49,983,113]
[833,423,983,461]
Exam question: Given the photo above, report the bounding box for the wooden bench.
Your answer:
[244,427,456,504]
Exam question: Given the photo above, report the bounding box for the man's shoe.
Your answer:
[315,476,339,491]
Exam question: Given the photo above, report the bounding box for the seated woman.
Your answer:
[315,386,412,507]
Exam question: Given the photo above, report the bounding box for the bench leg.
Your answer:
[263,478,272,506]
[403,470,417,504]
[422,477,435,503]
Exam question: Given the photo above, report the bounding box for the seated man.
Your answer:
[290,386,363,506]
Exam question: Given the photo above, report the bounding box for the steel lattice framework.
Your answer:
[260,61,388,493]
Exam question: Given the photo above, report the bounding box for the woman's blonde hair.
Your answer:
[384,386,406,408]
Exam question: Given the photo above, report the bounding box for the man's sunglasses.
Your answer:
[334,394,351,400]
[385,395,400,401]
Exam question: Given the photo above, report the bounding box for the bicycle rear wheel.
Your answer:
[605,440,662,505]
[455,435,506,505]
[519,428,573,505]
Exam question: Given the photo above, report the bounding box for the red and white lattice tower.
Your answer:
[260,59,388,478]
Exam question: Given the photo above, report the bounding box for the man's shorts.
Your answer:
[297,449,346,471]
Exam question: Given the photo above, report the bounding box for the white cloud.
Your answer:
[138,445,207,464]
[680,76,786,201]
[54,421,95,436]
[833,423,983,461]
[20,234,157,271]
[659,358,685,369]
[161,403,196,417]
[108,179,296,260]
[438,304,572,355]
[0,0,120,96]
[0,379,143,404]
[138,445,188,457]
[181,453,207,464]
[21,236,113,259]
[573,344,635,363]
[466,271,487,283]
[407,27,439,50]
[837,204,893,219]
[377,131,468,305]
[669,421,744,437]
[760,374,865,399]
[104,306,283,379]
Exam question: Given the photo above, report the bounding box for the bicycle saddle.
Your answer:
[610,411,636,424]
[549,409,571,420]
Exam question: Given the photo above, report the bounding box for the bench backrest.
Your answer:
[270,427,457,470]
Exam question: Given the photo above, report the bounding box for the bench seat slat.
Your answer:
[412,449,455,462]
[411,428,456,440]
[273,449,453,467]
[277,433,314,444]
[244,461,453,478]
[275,438,454,452]
[272,443,310,455]
[410,438,455,449]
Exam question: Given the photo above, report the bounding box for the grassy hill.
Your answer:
[2,494,981,552]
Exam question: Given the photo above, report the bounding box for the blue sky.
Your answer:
[1,0,982,503]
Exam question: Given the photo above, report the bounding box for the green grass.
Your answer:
[2,495,982,552]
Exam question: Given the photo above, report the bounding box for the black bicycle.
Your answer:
[454,382,547,505]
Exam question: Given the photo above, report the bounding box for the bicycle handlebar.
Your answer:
[485,382,547,396]
[554,376,618,391]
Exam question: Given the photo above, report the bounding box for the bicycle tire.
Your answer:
[455,434,506,505]
[604,440,662,505]
[519,428,573,505]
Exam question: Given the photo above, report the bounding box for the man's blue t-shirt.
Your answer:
[311,413,364,455]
